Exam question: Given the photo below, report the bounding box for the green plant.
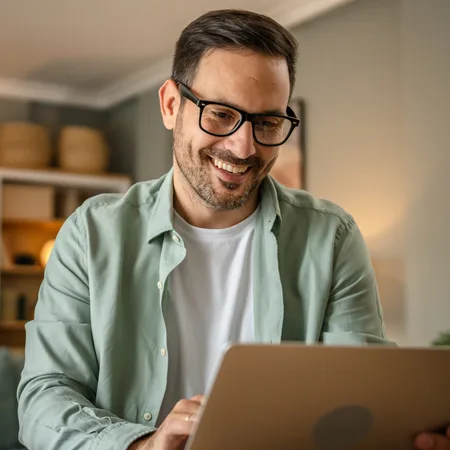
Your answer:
[431,331,450,346]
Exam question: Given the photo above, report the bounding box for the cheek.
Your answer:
[175,119,206,155]
[260,149,279,168]
[192,132,224,153]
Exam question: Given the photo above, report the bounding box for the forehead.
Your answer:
[191,49,290,113]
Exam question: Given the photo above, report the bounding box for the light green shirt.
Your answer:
[18,169,393,450]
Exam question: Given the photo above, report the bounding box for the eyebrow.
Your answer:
[211,97,286,116]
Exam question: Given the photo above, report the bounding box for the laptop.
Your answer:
[186,343,450,450]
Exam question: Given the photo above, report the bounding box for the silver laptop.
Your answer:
[187,344,450,450]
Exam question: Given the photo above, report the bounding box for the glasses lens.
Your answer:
[253,116,292,146]
[201,104,242,136]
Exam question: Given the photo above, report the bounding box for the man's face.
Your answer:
[173,49,291,210]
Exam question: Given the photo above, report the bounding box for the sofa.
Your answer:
[0,347,25,450]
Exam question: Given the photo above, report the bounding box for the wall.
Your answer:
[401,0,450,346]
[0,99,29,123]
[107,98,138,176]
[106,87,172,182]
[291,0,450,345]
[134,88,172,182]
[291,0,405,342]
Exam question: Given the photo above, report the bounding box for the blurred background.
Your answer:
[0,0,449,355]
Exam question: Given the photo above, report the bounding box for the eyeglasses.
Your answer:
[175,81,300,147]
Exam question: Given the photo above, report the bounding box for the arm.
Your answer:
[320,218,396,345]
[17,212,153,450]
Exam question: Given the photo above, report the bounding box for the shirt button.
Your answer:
[143,412,152,421]
[160,348,167,356]
[172,234,180,243]
[157,281,163,290]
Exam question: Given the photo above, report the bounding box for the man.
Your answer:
[17,9,449,450]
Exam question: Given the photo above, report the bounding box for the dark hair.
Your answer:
[172,9,298,97]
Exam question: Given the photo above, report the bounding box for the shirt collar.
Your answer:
[147,169,282,243]
[147,168,175,243]
[259,175,282,236]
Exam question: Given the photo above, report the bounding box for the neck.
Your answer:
[173,167,259,229]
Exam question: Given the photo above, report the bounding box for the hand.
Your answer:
[415,425,450,449]
[129,395,205,450]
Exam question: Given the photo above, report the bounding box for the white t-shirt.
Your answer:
[157,208,259,424]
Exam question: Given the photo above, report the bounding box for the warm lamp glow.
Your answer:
[40,239,55,266]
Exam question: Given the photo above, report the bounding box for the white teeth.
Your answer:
[212,158,249,174]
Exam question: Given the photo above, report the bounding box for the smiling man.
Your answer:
[17,9,447,450]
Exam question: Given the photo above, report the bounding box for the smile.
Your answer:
[211,158,250,174]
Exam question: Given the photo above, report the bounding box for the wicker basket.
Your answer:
[0,122,51,169]
[58,126,109,174]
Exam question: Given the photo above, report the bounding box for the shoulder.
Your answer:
[271,177,357,239]
[74,173,166,218]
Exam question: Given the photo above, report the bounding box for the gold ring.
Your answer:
[185,413,193,422]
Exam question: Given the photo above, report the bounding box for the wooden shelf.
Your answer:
[0,167,132,193]
[2,218,65,231]
[0,320,26,346]
[0,167,132,349]
[1,265,45,276]
[0,320,26,330]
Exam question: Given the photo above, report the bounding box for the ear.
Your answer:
[159,79,180,130]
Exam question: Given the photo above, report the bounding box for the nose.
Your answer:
[224,121,256,160]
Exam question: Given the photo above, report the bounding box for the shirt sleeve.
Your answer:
[17,211,154,450]
[320,218,396,346]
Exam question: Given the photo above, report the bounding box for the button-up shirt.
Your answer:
[18,169,393,450]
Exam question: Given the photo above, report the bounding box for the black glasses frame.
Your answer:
[175,81,300,147]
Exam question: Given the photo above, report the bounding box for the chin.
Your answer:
[210,187,253,210]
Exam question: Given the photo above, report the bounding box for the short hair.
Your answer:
[172,9,298,97]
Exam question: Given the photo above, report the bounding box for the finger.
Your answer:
[190,395,206,405]
[161,412,199,437]
[172,411,200,423]
[172,398,203,414]
[414,432,450,450]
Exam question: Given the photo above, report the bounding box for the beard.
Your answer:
[173,116,276,211]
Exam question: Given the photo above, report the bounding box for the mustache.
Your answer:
[201,148,262,167]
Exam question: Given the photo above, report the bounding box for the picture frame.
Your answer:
[270,98,307,190]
